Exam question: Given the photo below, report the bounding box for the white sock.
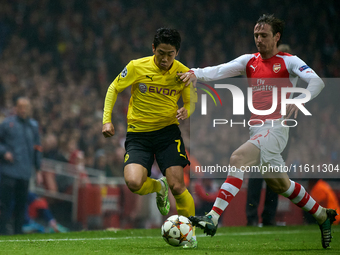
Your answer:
[207,210,220,226]
[157,179,165,195]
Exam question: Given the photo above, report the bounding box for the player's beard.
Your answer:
[257,44,266,53]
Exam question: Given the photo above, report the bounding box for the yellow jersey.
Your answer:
[103,56,197,132]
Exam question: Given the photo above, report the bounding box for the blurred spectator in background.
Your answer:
[304,179,340,225]
[277,44,292,54]
[43,133,67,162]
[194,178,219,216]
[0,97,43,235]
[42,133,67,192]
[245,171,279,226]
[22,192,69,233]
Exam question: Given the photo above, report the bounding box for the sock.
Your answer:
[174,189,196,236]
[207,210,220,226]
[280,179,326,224]
[209,168,244,224]
[133,177,162,195]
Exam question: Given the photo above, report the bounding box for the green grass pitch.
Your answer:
[0,225,339,255]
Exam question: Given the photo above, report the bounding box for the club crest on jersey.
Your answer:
[121,67,128,78]
[139,83,147,93]
[273,63,281,73]
[176,72,183,83]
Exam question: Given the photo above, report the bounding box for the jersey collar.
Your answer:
[258,51,280,61]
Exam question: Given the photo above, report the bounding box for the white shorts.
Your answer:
[247,120,289,168]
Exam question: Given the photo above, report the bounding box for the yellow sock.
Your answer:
[174,189,196,236]
[133,177,162,195]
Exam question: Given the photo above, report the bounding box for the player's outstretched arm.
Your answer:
[102,80,120,138]
[178,55,251,85]
[102,84,117,138]
[102,122,115,138]
[102,61,136,137]
[286,59,325,119]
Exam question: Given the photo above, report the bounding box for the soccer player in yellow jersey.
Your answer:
[102,28,198,248]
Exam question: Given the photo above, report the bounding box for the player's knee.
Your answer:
[169,182,186,196]
[126,179,144,193]
[229,153,244,168]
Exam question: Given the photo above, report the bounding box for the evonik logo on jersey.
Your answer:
[139,83,179,96]
[200,83,312,128]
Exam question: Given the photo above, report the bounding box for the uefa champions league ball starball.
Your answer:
[161,215,193,246]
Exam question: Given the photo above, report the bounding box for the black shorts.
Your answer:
[123,124,190,176]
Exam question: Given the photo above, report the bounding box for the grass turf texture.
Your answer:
[0,225,339,255]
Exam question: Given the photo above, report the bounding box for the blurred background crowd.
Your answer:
[0,0,339,231]
[0,0,339,174]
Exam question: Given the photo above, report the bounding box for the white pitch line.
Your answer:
[0,236,155,243]
[213,229,319,237]
[0,229,319,243]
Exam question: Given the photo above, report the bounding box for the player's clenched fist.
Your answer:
[102,123,115,137]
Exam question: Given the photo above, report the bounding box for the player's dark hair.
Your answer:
[153,28,181,52]
[257,14,285,46]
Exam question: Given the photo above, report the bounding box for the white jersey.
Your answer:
[192,52,325,122]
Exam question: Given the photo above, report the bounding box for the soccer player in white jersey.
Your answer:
[179,14,337,249]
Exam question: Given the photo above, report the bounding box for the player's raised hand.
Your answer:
[176,107,188,120]
[284,104,299,119]
[102,122,115,138]
[177,71,197,87]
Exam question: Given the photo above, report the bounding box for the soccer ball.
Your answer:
[161,215,193,246]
